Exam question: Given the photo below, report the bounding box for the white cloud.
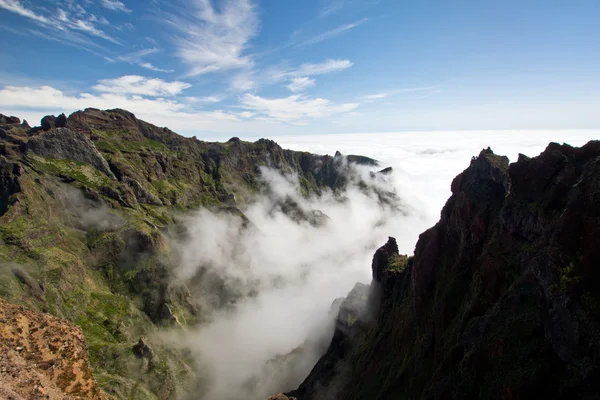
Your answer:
[361,93,387,100]
[231,72,257,92]
[296,18,367,47]
[271,59,352,92]
[106,48,172,72]
[70,17,120,44]
[139,62,174,73]
[286,77,316,93]
[240,94,358,123]
[271,59,353,82]
[93,75,191,96]
[100,0,131,13]
[0,84,332,134]
[0,0,48,23]
[294,59,353,76]
[87,13,109,24]
[0,84,253,133]
[186,96,222,103]
[0,1,119,45]
[171,0,259,76]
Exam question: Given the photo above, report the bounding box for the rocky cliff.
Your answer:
[0,108,389,399]
[0,298,106,399]
[285,141,600,399]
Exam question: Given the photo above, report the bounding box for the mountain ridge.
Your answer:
[1,108,388,399]
[278,140,600,400]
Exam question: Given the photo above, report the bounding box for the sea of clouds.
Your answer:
[172,130,597,399]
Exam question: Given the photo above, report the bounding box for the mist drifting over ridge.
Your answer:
[154,129,596,399]
[166,158,404,399]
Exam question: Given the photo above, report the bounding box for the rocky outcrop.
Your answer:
[40,113,67,131]
[290,141,600,400]
[122,176,163,206]
[0,114,21,125]
[27,127,115,178]
[0,298,106,399]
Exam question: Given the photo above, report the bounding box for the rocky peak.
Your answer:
[40,113,67,131]
[287,140,600,400]
[0,114,21,125]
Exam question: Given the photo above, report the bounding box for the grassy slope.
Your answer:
[0,108,374,399]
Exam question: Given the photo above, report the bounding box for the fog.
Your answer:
[168,130,596,399]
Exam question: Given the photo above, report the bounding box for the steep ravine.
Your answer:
[0,108,393,399]
[275,141,600,400]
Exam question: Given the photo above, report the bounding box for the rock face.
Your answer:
[289,141,600,400]
[0,298,106,400]
[27,127,115,178]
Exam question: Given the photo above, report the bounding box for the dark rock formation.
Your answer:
[289,141,600,400]
[27,127,115,178]
[0,114,20,124]
[132,337,156,368]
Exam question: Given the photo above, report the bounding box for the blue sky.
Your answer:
[0,0,599,136]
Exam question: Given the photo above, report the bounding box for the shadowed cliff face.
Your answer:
[288,140,600,400]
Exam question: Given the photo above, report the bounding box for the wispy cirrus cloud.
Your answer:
[295,18,367,47]
[240,93,358,123]
[169,0,259,77]
[0,0,47,22]
[100,0,131,13]
[106,48,174,72]
[361,93,387,100]
[271,59,353,92]
[186,95,222,103]
[286,77,316,93]
[318,0,346,17]
[0,0,120,46]
[292,59,353,76]
[93,75,191,96]
[360,87,438,102]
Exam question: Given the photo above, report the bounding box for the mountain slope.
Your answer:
[288,141,600,400]
[0,108,384,399]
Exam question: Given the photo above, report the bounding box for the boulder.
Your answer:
[40,115,56,131]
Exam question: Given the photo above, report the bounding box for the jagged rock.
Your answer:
[132,337,155,361]
[40,115,56,131]
[160,303,176,322]
[0,114,20,125]
[378,166,393,175]
[346,154,379,166]
[55,113,67,128]
[122,176,163,206]
[27,127,115,178]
